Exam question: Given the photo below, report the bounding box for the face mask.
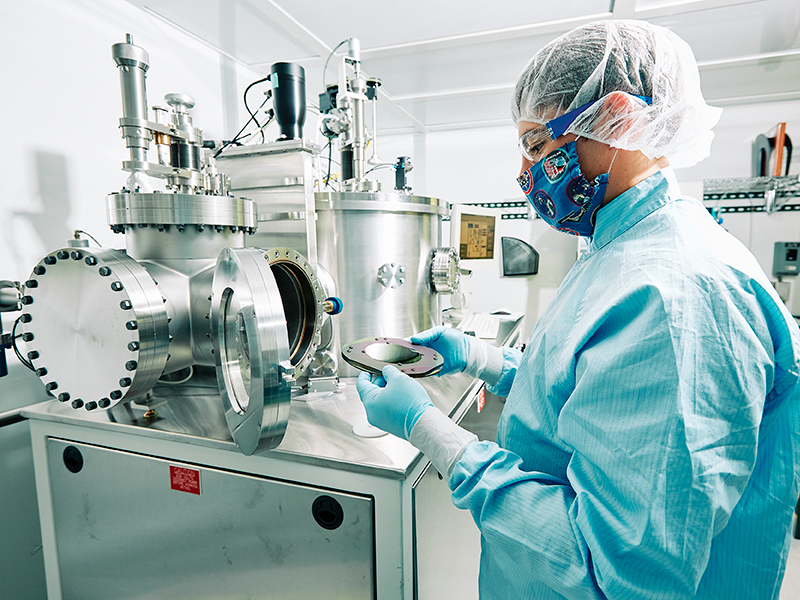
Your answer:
[517,141,613,237]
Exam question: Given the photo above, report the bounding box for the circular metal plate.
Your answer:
[212,248,292,455]
[341,337,443,378]
[106,192,256,230]
[20,248,169,410]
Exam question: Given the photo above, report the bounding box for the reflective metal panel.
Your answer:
[46,438,375,600]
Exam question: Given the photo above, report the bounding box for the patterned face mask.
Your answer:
[517,141,615,237]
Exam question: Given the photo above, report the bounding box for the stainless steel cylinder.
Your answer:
[112,35,150,164]
[315,192,448,376]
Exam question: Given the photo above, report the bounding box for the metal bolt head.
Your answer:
[21,296,33,305]
[143,409,157,421]
[33,266,46,276]
[98,266,112,277]
[128,342,139,351]
[120,300,132,310]
[27,350,39,360]
[109,390,122,400]
[126,320,138,330]
[71,251,83,260]
[58,392,70,402]
[71,399,84,409]
[98,398,111,409]
[22,332,34,342]
[20,314,32,323]
[35,367,47,377]
[125,360,138,371]
[85,401,98,411]
[85,256,97,266]
[45,381,58,391]
[57,251,70,260]
[25,280,38,288]
[111,281,123,291]
[119,377,132,387]
[44,256,56,265]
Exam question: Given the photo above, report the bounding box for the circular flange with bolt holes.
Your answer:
[341,337,443,378]
[211,247,324,455]
[20,248,169,410]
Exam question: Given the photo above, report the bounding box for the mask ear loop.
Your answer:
[607,148,621,175]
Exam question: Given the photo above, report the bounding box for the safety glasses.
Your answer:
[518,93,653,163]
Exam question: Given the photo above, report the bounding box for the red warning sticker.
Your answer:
[170,465,201,495]
[477,387,485,413]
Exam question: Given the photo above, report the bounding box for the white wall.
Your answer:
[0,0,263,284]
[378,97,800,337]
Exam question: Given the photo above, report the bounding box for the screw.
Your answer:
[109,390,122,400]
[44,256,56,265]
[58,250,70,260]
[25,280,38,288]
[85,401,98,411]
[35,367,47,377]
[58,392,70,402]
[85,256,97,266]
[120,300,132,310]
[71,399,84,409]
[71,251,83,260]
[168,335,174,342]
[99,266,112,276]
[21,296,33,305]
[126,320,138,330]
[126,360,138,371]
[45,381,58,391]
[399,267,405,273]
[20,314,32,323]
[119,377,132,387]
[128,341,139,351]
[33,266,46,276]
[21,332,34,342]
[98,398,111,409]
[111,281,123,291]
[27,351,39,360]
[143,409,157,421]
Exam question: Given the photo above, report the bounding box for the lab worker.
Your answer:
[357,19,800,600]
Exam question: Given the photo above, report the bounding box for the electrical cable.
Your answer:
[11,317,34,371]
[214,93,272,158]
[73,230,102,247]
[325,141,333,189]
[322,39,351,91]
[242,112,275,146]
[243,77,271,143]
[158,365,194,385]
[365,163,394,176]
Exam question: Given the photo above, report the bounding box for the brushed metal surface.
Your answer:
[315,192,448,376]
[21,248,169,411]
[46,438,374,600]
[106,192,256,230]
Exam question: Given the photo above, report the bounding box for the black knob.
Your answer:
[311,495,344,530]
[62,446,83,473]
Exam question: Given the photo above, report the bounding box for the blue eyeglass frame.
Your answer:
[545,93,653,140]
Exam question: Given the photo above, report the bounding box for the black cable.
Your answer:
[322,39,351,91]
[365,163,394,176]
[325,140,333,188]
[214,92,272,158]
[11,317,34,371]
[243,77,271,143]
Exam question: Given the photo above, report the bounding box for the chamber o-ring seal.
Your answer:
[341,337,443,378]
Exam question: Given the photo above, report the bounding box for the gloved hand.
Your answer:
[356,366,434,439]
[410,326,472,376]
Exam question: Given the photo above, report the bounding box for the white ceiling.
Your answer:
[127,0,800,134]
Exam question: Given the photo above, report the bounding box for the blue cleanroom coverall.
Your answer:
[451,169,800,599]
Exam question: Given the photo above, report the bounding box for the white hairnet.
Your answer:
[512,20,722,168]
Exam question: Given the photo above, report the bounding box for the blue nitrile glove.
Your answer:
[356,366,435,439]
[409,326,471,376]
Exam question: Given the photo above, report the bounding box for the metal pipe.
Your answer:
[0,408,25,428]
